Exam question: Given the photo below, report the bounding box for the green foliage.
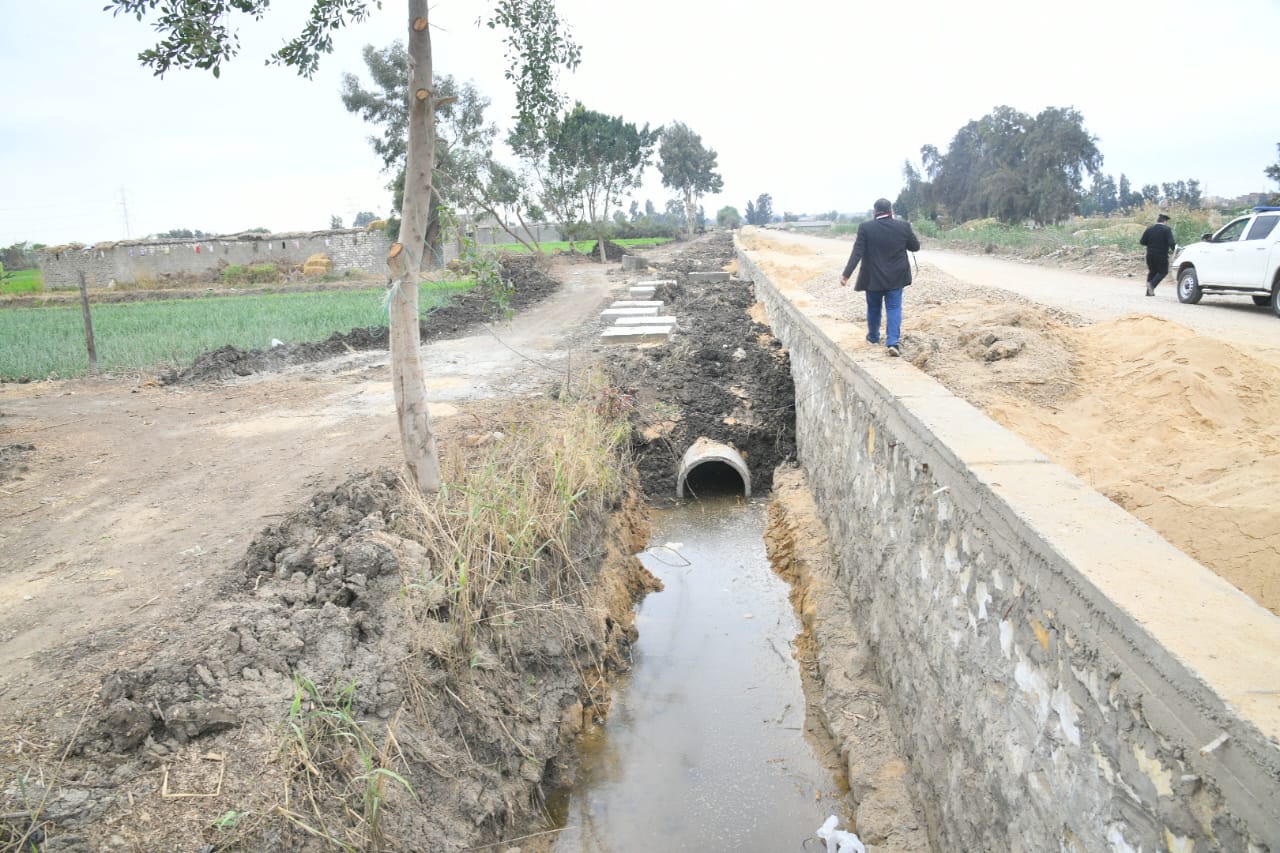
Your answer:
[2,241,37,270]
[659,122,724,234]
[404,369,631,663]
[330,214,343,229]
[353,210,378,227]
[0,267,42,295]
[922,203,1222,255]
[340,41,414,206]
[442,207,513,318]
[745,193,773,226]
[342,44,538,250]
[1263,144,1280,202]
[485,0,582,146]
[107,0,378,79]
[716,206,742,228]
[248,263,281,283]
[281,676,415,850]
[225,263,281,284]
[159,228,207,238]
[902,105,1102,225]
[0,282,472,381]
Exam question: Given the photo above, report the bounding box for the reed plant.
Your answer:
[398,372,632,669]
[272,676,414,852]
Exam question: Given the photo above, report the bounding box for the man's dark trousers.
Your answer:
[1146,254,1169,291]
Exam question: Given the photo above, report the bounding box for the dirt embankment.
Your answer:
[743,228,1280,616]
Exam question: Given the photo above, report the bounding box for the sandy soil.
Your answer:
[740,227,1280,616]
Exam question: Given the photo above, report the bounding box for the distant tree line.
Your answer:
[341,41,724,254]
[2,241,43,270]
[744,193,773,225]
[895,105,1206,225]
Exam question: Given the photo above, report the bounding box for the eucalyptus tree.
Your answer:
[341,44,542,254]
[1267,144,1280,191]
[920,105,1100,225]
[1023,107,1100,224]
[658,122,724,235]
[107,0,580,492]
[508,102,658,258]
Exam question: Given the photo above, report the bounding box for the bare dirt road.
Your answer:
[922,248,1280,366]
[0,256,618,716]
[741,227,1280,616]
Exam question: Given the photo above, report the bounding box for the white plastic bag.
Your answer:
[816,815,867,853]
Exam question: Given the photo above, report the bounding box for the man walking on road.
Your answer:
[1140,213,1177,296]
[841,198,920,357]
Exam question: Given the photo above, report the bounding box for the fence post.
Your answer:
[78,271,98,375]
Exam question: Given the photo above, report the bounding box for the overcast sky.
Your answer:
[2,0,1278,246]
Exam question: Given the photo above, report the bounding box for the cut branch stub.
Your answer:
[415,88,429,102]
[412,16,428,31]
[387,242,406,279]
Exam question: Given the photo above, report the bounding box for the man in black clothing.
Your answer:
[840,198,920,356]
[1140,213,1177,296]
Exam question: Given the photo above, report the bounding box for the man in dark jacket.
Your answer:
[841,198,920,356]
[1139,213,1177,296]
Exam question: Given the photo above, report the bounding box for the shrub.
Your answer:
[247,263,281,284]
[223,264,249,285]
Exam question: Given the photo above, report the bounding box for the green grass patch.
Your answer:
[0,280,472,381]
[919,203,1226,253]
[1,268,43,295]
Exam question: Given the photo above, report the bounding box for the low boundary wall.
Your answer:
[736,242,1280,850]
[36,229,391,290]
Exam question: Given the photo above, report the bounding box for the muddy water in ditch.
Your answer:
[550,495,848,852]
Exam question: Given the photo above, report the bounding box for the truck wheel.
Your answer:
[1272,285,1280,319]
[1177,268,1202,304]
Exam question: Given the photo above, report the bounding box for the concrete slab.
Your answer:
[628,286,656,298]
[601,306,661,318]
[688,271,730,284]
[613,315,677,327]
[609,300,665,308]
[635,279,676,287]
[600,325,674,343]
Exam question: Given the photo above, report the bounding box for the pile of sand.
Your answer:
[745,229,1280,616]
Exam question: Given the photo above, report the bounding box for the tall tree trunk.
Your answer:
[388,0,442,493]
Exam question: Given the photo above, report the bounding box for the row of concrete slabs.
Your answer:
[598,271,732,344]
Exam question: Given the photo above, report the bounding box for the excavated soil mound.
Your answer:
[5,460,659,852]
[167,254,561,384]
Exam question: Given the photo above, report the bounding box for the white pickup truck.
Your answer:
[1173,206,1280,317]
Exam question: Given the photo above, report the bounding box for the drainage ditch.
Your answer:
[548,492,849,851]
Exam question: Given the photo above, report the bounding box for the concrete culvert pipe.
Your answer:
[676,437,751,498]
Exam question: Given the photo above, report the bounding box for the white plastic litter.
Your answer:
[271,338,284,348]
[816,815,866,853]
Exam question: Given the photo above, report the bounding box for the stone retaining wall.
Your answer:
[737,241,1280,851]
